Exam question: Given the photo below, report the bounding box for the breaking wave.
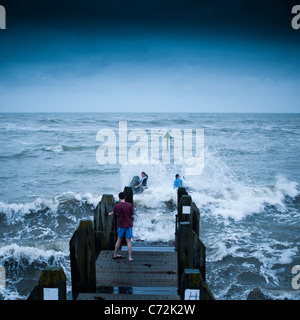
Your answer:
[120,149,299,221]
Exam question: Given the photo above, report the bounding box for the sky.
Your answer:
[0,0,300,113]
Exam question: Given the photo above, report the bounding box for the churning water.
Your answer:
[0,113,299,299]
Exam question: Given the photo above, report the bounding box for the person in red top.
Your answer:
[109,192,134,262]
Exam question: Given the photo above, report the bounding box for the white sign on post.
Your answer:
[182,206,191,214]
[0,266,5,289]
[43,288,59,300]
[184,289,200,300]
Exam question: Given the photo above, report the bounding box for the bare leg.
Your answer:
[114,237,123,258]
[126,238,133,261]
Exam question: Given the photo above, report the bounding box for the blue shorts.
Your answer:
[118,227,133,239]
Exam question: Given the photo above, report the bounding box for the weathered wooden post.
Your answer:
[178,195,192,223]
[193,234,206,282]
[191,202,200,237]
[123,186,133,205]
[177,187,200,236]
[180,269,201,300]
[28,266,66,300]
[94,194,116,255]
[177,187,188,208]
[176,187,188,250]
[176,187,212,299]
[177,221,193,294]
[180,268,215,300]
[70,220,96,300]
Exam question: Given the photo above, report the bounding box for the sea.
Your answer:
[0,112,299,300]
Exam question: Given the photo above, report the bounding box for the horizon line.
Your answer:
[1,111,300,114]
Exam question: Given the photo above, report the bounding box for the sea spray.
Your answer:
[0,243,70,300]
[0,112,299,300]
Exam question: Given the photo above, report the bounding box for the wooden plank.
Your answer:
[95,250,178,288]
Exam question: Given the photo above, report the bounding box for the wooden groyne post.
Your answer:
[123,186,133,205]
[176,187,214,300]
[69,220,96,299]
[94,194,116,256]
[28,185,214,300]
[27,266,66,300]
[70,186,132,299]
[94,187,133,257]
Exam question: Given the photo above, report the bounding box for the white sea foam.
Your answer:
[190,151,299,220]
[0,191,101,226]
[0,243,68,266]
[0,243,69,300]
[120,149,299,221]
[73,192,101,208]
[0,198,59,225]
[261,288,300,300]
[0,288,26,300]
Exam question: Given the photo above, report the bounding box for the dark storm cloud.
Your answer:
[0,1,299,112]
[2,0,298,38]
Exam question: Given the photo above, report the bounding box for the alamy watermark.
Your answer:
[0,265,5,290]
[292,265,300,290]
[292,5,300,30]
[0,5,6,29]
[96,121,204,176]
